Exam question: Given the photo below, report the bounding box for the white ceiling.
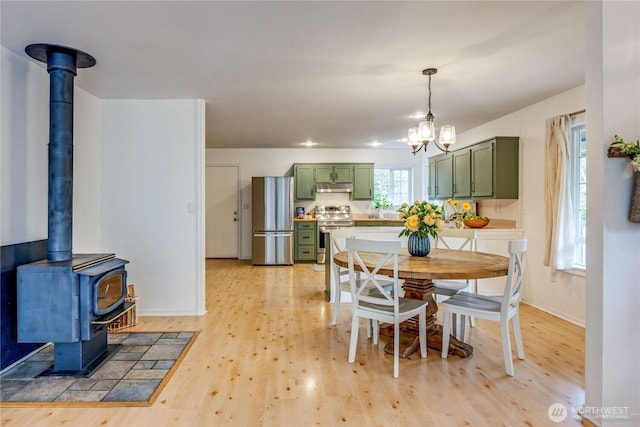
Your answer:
[1,1,585,150]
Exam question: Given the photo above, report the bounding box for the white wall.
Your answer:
[439,86,586,325]
[101,99,205,316]
[205,148,424,259]
[72,86,103,251]
[1,47,102,249]
[2,47,50,245]
[584,2,640,424]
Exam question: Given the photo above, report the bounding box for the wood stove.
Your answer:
[16,44,131,374]
[17,254,130,372]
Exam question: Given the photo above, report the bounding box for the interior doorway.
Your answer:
[206,165,239,258]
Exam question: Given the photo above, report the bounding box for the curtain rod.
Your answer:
[568,109,586,116]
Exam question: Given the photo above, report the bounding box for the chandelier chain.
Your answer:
[427,73,432,116]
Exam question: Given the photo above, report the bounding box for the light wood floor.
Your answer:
[1,259,585,426]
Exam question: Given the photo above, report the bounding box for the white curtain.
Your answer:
[544,115,575,270]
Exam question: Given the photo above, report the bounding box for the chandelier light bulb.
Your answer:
[407,127,420,147]
[439,125,456,147]
[418,120,435,142]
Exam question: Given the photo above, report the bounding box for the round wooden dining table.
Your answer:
[333,247,510,358]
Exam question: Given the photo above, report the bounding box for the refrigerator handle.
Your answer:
[254,232,293,237]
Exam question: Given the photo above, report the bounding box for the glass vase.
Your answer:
[455,218,465,229]
[407,232,430,257]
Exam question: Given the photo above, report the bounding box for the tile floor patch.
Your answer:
[0,332,196,406]
[102,379,162,402]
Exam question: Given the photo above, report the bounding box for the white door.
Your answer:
[206,165,239,258]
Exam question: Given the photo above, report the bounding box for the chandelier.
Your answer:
[408,68,456,155]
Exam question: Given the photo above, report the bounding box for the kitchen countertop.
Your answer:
[353,218,403,222]
[294,217,517,229]
[457,219,517,229]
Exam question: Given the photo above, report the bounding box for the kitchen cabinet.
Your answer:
[428,158,436,199]
[452,149,471,198]
[434,154,453,199]
[293,163,374,201]
[294,221,316,262]
[471,137,519,199]
[352,163,374,200]
[427,136,519,200]
[294,164,315,201]
[315,165,352,183]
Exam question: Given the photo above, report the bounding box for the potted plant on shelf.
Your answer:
[397,201,444,256]
[373,196,394,218]
[609,135,640,223]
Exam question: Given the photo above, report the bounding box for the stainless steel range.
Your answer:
[315,205,354,264]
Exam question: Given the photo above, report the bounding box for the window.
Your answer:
[570,121,587,269]
[544,113,586,273]
[374,168,412,207]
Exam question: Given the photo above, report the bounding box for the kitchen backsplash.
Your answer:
[294,195,518,225]
[295,193,378,218]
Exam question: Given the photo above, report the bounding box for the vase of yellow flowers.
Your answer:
[445,198,472,229]
[397,200,445,256]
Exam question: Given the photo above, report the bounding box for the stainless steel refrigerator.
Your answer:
[251,176,294,265]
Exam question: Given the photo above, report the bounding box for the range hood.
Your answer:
[315,183,353,193]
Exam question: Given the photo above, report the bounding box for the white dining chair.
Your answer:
[441,239,527,376]
[346,238,428,378]
[330,228,394,331]
[432,228,478,333]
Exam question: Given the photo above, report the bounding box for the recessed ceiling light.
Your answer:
[398,137,408,143]
[370,141,381,147]
[410,112,427,119]
[302,140,316,147]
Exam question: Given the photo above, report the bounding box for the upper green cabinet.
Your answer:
[294,164,315,200]
[293,163,374,201]
[352,163,374,200]
[471,137,519,199]
[427,136,519,200]
[434,154,453,199]
[428,157,437,199]
[452,149,471,198]
[470,142,494,197]
[316,165,353,183]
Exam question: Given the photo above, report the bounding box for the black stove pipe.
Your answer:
[25,44,96,262]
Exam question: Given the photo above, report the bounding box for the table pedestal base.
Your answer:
[378,277,473,358]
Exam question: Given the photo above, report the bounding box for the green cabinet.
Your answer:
[294,164,315,201]
[434,154,453,199]
[293,163,374,201]
[452,149,471,198]
[316,165,352,183]
[428,157,437,199]
[294,221,316,262]
[471,137,519,199]
[352,163,374,200]
[427,136,519,200]
[471,142,494,197]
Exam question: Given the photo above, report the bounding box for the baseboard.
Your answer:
[521,300,585,328]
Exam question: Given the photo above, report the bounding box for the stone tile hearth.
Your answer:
[0,332,196,406]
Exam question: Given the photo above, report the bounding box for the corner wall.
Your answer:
[584,1,640,424]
